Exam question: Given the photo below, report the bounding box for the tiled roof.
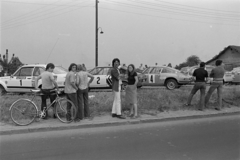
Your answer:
[206,45,240,64]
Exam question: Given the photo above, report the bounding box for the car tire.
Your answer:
[165,79,178,90]
[0,85,7,96]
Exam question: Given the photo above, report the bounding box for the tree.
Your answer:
[186,55,201,67]
[175,55,201,70]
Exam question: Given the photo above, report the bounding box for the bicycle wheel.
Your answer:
[55,98,77,123]
[10,99,38,126]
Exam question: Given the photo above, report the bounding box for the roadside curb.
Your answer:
[1,111,239,135]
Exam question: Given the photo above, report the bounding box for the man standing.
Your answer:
[205,60,225,110]
[186,62,208,111]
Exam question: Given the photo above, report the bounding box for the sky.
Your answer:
[1,0,240,69]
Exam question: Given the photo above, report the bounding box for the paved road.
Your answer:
[1,115,239,160]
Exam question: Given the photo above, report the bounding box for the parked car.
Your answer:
[88,66,146,90]
[141,66,192,90]
[0,64,67,95]
[232,67,240,84]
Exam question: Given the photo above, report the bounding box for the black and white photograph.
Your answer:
[0,0,240,159]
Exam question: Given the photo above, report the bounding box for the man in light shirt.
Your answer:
[76,64,94,119]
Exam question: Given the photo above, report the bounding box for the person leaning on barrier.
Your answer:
[64,63,79,122]
[35,63,59,119]
[205,60,225,110]
[185,62,208,111]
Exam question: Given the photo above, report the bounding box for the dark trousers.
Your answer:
[187,82,206,109]
[41,89,56,117]
[77,88,89,118]
[66,93,78,120]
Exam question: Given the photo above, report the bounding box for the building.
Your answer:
[206,45,240,71]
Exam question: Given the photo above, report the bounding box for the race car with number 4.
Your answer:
[141,66,192,90]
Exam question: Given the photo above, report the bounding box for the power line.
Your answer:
[128,0,240,17]
[1,0,62,24]
[99,6,239,26]
[1,0,90,27]
[154,0,240,14]
[1,5,93,30]
[1,0,92,30]
[102,0,240,21]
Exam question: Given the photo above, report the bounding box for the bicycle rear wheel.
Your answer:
[10,99,38,126]
[55,98,77,123]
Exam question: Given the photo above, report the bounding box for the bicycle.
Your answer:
[9,89,77,126]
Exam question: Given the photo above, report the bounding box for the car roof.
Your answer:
[22,64,63,67]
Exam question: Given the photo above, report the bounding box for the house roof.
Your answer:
[206,45,240,64]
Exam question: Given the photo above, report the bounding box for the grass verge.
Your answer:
[0,86,239,123]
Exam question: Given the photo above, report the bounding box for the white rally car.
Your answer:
[88,66,145,90]
[0,64,67,95]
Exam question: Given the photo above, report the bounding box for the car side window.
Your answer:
[151,67,162,74]
[33,67,45,76]
[19,67,33,76]
[162,68,175,73]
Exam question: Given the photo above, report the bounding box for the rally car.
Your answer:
[0,64,67,95]
[88,66,145,90]
[141,66,192,90]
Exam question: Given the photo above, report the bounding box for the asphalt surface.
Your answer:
[1,114,239,160]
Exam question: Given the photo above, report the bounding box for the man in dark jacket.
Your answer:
[186,62,208,111]
[111,58,125,119]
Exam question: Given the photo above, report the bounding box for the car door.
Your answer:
[7,67,34,92]
[89,67,110,88]
[33,67,45,88]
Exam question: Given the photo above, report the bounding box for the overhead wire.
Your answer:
[1,0,93,30]
[98,6,239,26]
[128,0,240,17]
[104,0,240,21]
[1,0,62,24]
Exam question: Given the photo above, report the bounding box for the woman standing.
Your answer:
[76,64,94,119]
[111,58,125,119]
[35,63,58,119]
[125,64,138,118]
[64,63,79,122]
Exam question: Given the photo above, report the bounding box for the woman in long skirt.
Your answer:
[125,64,138,118]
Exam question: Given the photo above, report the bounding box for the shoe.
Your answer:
[116,115,126,119]
[215,108,221,111]
[131,115,139,119]
[74,118,80,122]
[128,114,134,117]
[112,114,117,118]
[185,104,191,106]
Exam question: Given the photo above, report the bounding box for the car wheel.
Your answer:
[0,85,7,96]
[121,81,128,91]
[165,79,178,90]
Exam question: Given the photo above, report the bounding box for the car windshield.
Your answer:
[53,66,67,74]
[142,67,153,74]
[89,67,111,75]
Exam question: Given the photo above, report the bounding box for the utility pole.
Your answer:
[95,0,98,67]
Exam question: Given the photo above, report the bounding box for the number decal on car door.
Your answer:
[149,75,155,83]
[97,77,100,84]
